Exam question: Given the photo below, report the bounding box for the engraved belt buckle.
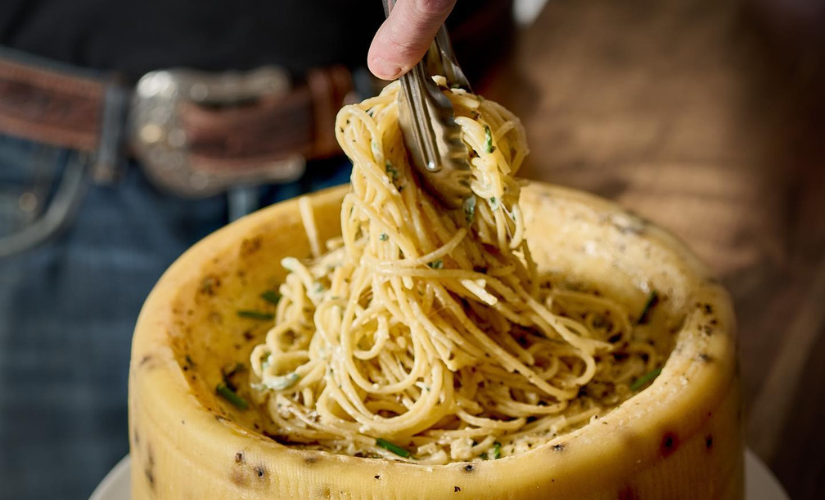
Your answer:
[130,67,306,198]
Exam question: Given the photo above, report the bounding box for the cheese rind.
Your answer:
[129,183,743,499]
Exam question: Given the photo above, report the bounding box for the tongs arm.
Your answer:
[380,0,473,209]
[428,26,472,91]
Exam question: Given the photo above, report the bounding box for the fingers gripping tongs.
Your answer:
[381,0,473,209]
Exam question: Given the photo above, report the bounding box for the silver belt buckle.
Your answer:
[129,67,306,198]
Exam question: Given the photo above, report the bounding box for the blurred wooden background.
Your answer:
[486,0,825,498]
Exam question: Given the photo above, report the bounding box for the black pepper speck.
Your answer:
[661,432,679,457]
[144,467,155,489]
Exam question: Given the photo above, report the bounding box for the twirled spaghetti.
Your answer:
[249,80,663,463]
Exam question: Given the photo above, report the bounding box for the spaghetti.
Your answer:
[249,80,663,463]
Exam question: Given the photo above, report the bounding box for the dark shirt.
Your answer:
[0,0,382,79]
[0,0,501,81]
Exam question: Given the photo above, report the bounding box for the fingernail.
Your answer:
[371,57,403,80]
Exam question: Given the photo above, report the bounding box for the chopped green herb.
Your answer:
[237,310,275,321]
[261,290,281,305]
[216,383,248,410]
[630,367,663,392]
[385,161,399,181]
[254,372,300,391]
[492,442,502,459]
[428,260,444,270]
[480,452,488,460]
[464,196,477,224]
[638,290,659,324]
[484,125,494,154]
[379,233,389,241]
[313,282,326,293]
[376,438,411,458]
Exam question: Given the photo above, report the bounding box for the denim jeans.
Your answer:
[0,133,351,500]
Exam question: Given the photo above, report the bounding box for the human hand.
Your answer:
[368,0,458,80]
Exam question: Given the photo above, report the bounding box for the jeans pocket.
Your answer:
[0,134,90,258]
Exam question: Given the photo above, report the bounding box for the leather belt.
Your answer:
[0,53,355,197]
[0,56,104,152]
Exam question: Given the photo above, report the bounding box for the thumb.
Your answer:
[368,0,458,80]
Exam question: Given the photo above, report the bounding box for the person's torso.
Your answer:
[0,0,507,82]
[0,0,384,80]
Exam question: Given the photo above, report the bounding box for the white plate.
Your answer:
[90,449,789,500]
[744,449,791,500]
[89,455,131,500]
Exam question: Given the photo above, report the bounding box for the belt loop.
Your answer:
[92,81,131,184]
[306,68,336,158]
[307,66,354,159]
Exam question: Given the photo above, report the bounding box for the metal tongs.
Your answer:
[381,0,473,209]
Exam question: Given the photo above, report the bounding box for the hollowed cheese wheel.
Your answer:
[129,182,743,499]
